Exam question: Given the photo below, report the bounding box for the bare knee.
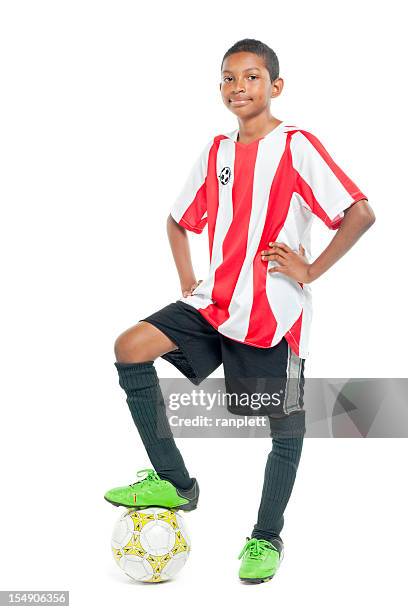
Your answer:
[114,326,146,363]
[114,321,177,363]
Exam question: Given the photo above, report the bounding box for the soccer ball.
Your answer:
[219,166,231,185]
[111,507,191,582]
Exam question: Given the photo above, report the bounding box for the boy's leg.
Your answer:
[252,345,306,545]
[221,336,306,547]
[110,301,222,492]
[251,428,304,546]
[114,357,193,490]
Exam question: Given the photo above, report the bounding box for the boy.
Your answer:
[104,38,375,583]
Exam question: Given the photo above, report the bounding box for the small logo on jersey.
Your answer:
[219,166,231,185]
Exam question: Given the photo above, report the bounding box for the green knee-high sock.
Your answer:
[251,434,304,546]
[114,360,193,490]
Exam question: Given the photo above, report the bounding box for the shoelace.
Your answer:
[129,468,162,489]
[238,537,278,560]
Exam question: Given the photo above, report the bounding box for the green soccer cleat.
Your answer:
[238,537,284,583]
[104,468,199,511]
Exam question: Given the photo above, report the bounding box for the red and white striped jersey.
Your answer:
[170,121,367,358]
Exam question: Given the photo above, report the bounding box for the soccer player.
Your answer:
[104,38,375,583]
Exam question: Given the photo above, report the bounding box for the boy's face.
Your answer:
[219,51,283,118]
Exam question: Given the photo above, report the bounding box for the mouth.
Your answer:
[229,98,252,107]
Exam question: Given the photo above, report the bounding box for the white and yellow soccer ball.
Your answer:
[111,506,191,583]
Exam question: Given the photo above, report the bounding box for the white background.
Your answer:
[1,0,407,610]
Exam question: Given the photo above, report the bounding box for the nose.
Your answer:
[232,75,246,94]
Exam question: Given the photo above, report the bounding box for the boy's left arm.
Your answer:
[262,199,375,283]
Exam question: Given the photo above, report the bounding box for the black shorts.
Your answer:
[140,300,306,436]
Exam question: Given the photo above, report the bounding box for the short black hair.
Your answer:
[221,38,279,83]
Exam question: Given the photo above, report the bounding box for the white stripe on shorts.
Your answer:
[283,345,303,415]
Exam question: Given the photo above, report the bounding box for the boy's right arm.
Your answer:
[167,214,202,298]
[167,138,212,298]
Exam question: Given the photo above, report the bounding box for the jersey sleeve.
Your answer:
[290,130,368,230]
[169,139,213,234]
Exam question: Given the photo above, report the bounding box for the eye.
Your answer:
[223,76,233,82]
[248,75,258,80]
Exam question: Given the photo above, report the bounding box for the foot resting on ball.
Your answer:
[104,468,199,511]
